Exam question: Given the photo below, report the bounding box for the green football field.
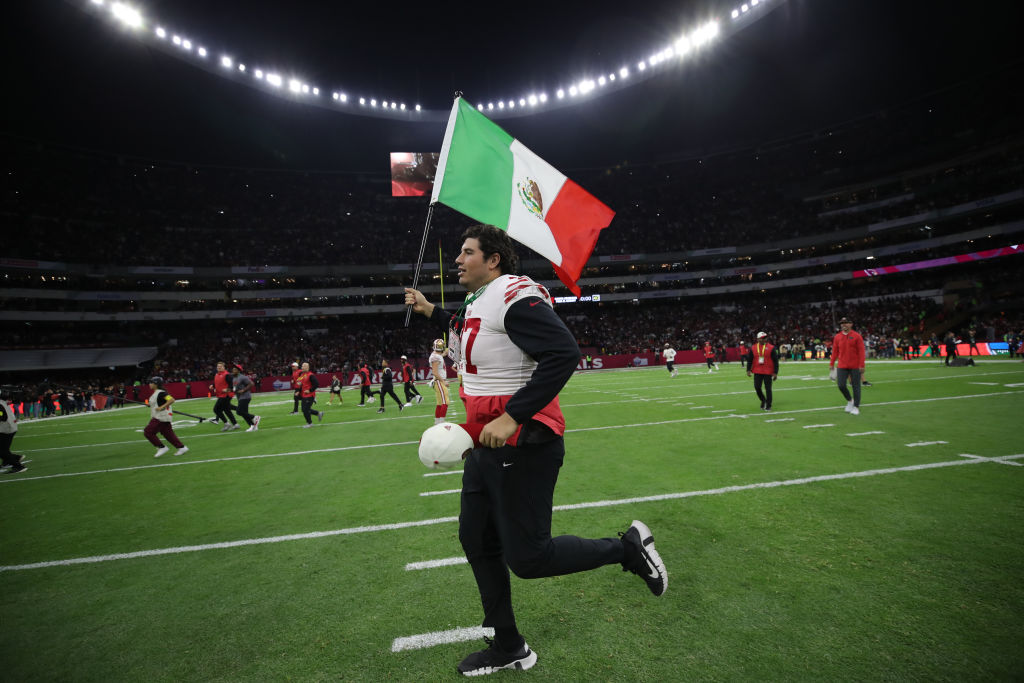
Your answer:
[3,359,1023,681]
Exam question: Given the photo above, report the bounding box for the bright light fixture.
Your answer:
[220,56,232,68]
[110,3,143,29]
[266,73,282,87]
[155,27,166,38]
[197,47,207,57]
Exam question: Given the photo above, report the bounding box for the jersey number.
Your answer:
[463,318,481,374]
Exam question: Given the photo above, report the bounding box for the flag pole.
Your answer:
[404,202,436,327]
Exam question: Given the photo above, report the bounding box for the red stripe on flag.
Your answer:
[545,180,614,297]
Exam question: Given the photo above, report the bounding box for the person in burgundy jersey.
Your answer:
[144,376,188,458]
[210,361,239,431]
[830,317,866,415]
[746,332,780,410]
[401,355,423,406]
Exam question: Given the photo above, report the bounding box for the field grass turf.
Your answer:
[2,358,1022,681]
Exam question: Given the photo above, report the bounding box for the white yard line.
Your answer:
[906,441,948,447]
[847,431,885,436]
[803,424,835,429]
[391,626,493,652]
[405,557,468,571]
[419,489,460,497]
[3,453,1021,573]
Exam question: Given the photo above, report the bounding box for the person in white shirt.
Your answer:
[405,224,667,676]
[663,343,678,377]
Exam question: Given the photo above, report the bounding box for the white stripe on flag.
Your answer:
[430,98,460,205]
[507,139,565,265]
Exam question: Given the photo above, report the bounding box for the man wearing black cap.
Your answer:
[144,377,188,457]
[747,331,779,410]
[231,364,260,432]
[830,317,866,415]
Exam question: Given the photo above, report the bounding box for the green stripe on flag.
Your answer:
[436,99,515,230]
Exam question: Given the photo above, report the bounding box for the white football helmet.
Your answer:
[432,338,446,353]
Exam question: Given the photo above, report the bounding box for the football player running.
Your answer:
[404,224,667,677]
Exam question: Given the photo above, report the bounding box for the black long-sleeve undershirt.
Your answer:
[427,296,579,424]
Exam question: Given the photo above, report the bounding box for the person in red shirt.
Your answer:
[703,341,719,373]
[210,361,239,431]
[357,361,376,406]
[401,355,423,406]
[296,362,324,427]
[289,361,301,414]
[830,316,866,415]
[746,332,780,411]
[738,341,751,369]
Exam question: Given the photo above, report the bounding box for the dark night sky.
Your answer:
[4,1,1020,172]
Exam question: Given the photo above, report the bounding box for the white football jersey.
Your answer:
[663,348,677,362]
[429,351,446,378]
[459,274,553,397]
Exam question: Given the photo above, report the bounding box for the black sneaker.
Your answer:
[457,637,536,677]
[862,381,872,386]
[376,408,385,414]
[620,519,667,596]
[759,399,765,410]
[8,464,27,474]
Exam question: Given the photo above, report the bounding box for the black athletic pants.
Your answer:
[404,381,421,402]
[379,386,402,409]
[236,398,256,427]
[359,385,375,404]
[213,397,237,424]
[459,433,625,633]
[836,368,862,407]
[753,374,773,408]
[301,397,320,424]
[0,432,23,467]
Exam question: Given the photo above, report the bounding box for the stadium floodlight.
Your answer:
[751,0,759,6]
[254,69,263,79]
[638,60,647,71]
[312,87,318,95]
[556,88,565,99]
[390,101,396,109]
[220,56,232,68]
[415,104,421,111]
[539,93,547,102]
[519,98,526,106]
[172,34,181,45]
[370,99,377,106]
[742,3,749,12]
[487,102,494,110]
[197,47,207,58]
[498,101,505,108]
[359,97,365,105]
[399,103,405,110]
[676,36,691,55]
[340,93,347,102]
[155,27,166,39]
[597,76,606,86]
[181,39,192,51]
[237,63,246,72]
[383,100,389,108]
[266,73,282,87]
[477,103,483,111]
[302,84,310,94]
[732,9,740,18]
[508,100,515,109]
[528,94,537,105]
[568,85,578,96]
[110,3,143,29]
[90,0,104,5]
[609,73,616,81]
[289,79,301,93]
[332,92,339,100]
[619,67,629,78]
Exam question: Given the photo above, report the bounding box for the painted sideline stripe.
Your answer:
[3,453,1021,573]
[405,556,468,571]
[765,418,794,423]
[906,441,948,447]
[392,626,493,653]
[847,431,885,436]
[423,469,463,477]
[420,489,460,497]
[803,424,835,429]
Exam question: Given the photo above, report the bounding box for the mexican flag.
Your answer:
[431,97,615,297]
